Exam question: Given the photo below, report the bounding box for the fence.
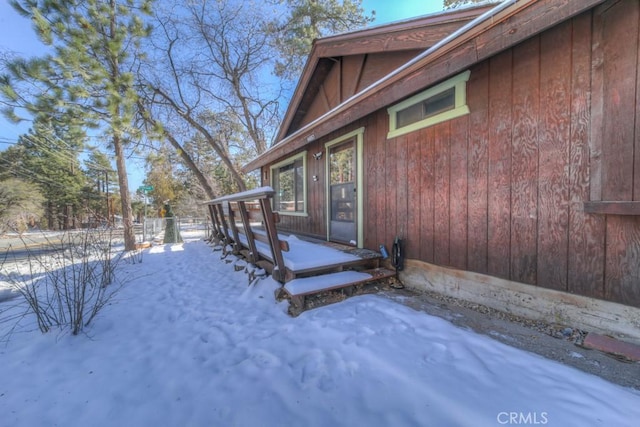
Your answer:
[136,217,210,243]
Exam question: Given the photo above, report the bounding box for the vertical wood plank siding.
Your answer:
[419,127,436,262]
[537,24,571,292]
[567,11,606,299]
[487,50,512,280]
[510,36,539,286]
[265,3,640,307]
[449,114,469,270]
[597,0,640,306]
[466,61,489,275]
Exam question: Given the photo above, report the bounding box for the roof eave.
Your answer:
[273,4,496,143]
[245,0,607,173]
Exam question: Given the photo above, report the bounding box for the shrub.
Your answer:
[0,228,133,337]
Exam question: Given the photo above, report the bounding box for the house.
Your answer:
[242,0,640,341]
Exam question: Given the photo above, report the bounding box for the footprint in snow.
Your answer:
[342,325,376,346]
[422,342,448,364]
[297,351,337,392]
[248,349,282,369]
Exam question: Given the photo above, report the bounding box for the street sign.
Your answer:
[138,185,154,192]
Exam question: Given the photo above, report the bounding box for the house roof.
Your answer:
[276,4,494,143]
[244,0,606,173]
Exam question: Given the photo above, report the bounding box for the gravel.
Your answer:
[380,287,640,391]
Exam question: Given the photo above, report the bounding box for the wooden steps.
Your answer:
[205,187,289,282]
[205,187,399,316]
[280,267,396,316]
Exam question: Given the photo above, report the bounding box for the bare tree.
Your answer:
[137,0,282,193]
[136,99,217,199]
[135,0,374,196]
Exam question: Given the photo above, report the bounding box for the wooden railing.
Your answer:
[205,187,288,282]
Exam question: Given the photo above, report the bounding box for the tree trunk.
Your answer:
[113,135,136,251]
[108,0,135,251]
[165,132,217,199]
[152,88,247,192]
[137,101,217,200]
[64,204,72,230]
[47,201,54,230]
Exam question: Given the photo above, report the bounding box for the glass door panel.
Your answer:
[329,139,356,244]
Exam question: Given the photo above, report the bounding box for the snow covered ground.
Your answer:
[1,232,639,427]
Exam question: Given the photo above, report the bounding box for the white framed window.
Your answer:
[387,70,470,139]
[270,151,307,216]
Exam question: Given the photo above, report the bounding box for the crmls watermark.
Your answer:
[496,412,549,425]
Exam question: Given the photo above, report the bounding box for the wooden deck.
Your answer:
[205,187,396,314]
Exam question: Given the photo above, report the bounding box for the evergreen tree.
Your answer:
[83,149,117,225]
[2,0,153,250]
[19,120,86,229]
[269,0,375,80]
[0,118,86,229]
[0,143,26,182]
[444,0,491,10]
[0,178,45,234]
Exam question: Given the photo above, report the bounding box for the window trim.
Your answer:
[270,151,308,217]
[387,70,471,139]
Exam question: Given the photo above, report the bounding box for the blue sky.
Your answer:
[364,0,444,24]
[0,0,446,188]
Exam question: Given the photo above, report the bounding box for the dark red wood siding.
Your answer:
[263,1,640,308]
[300,50,423,128]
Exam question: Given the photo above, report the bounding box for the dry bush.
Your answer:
[0,228,135,337]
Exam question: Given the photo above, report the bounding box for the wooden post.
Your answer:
[226,202,242,255]
[216,204,232,246]
[259,198,287,282]
[237,201,259,264]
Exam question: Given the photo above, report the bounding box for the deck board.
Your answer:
[284,271,373,296]
[234,232,365,272]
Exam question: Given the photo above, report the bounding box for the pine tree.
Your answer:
[444,0,491,10]
[83,149,117,225]
[0,178,45,234]
[18,120,86,229]
[2,0,153,250]
[270,0,375,80]
[0,118,86,230]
